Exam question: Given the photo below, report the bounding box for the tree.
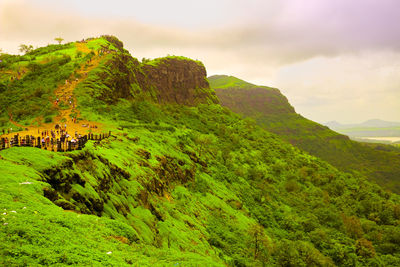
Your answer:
[342,214,363,238]
[194,133,216,157]
[248,224,271,261]
[54,37,64,44]
[19,44,33,54]
[355,238,376,258]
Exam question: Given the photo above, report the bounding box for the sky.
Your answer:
[1,0,400,124]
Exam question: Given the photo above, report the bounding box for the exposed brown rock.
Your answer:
[142,58,218,106]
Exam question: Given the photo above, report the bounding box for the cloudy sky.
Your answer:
[1,0,399,123]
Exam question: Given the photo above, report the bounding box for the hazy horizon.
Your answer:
[1,0,399,124]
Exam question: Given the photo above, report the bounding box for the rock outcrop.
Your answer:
[91,37,218,106]
[142,57,218,105]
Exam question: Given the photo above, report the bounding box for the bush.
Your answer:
[285,179,300,192]
[355,238,376,258]
[0,82,7,93]
[44,116,53,123]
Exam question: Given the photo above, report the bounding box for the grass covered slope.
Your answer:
[208,75,256,90]
[2,37,400,266]
[0,40,104,127]
[209,75,295,116]
[75,39,217,115]
[0,35,215,131]
[209,75,400,193]
[1,102,400,266]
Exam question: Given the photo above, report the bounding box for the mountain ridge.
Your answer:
[325,119,400,130]
[209,74,400,193]
[1,36,400,266]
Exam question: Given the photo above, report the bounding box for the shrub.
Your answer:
[355,238,376,258]
[44,116,53,123]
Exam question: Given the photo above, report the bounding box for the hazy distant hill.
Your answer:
[325,120,344,129]
[210,74,400,192]
[325,119,400,137]
[326,119,400,129]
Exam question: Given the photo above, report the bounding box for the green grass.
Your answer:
[0,37,113,129]
[2,101,400,265]
[0,143,226,266]
[143,55,204,68]
[208,74,268,90]
[86,38,115,51]
[1,37,400,266]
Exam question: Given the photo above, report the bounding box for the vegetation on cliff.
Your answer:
[1,37,400,266]
[210,75,400,193]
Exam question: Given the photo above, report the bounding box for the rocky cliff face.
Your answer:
[99,52,142,102]
[93,38,217,106]
[142,58,218,105]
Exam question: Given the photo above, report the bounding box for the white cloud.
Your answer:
[272,52,400,123]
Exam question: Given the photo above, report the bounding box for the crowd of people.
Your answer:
[0,124,111,152]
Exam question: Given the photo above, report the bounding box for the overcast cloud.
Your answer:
[1,0,399,123]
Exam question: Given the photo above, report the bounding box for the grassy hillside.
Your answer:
[0,35,216,132]
[210,75,400,193]
[0,39,112,128]
[2,101,400,266]
[1,38,400,266]
[208,75,256,89]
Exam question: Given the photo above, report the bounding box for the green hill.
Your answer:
[209,75,400,193]
[1,37,400,266]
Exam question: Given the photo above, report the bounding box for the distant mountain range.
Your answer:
[325,119,400,129]
[325,119,400,137]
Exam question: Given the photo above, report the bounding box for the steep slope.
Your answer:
[142,57,218,105]
[3,101,400,266]
[210,75,400,193]
[0,38,109,138]
[1,38,400,266]
[209,75,295,116]
[74,37,218,113]
[0,36,218,132]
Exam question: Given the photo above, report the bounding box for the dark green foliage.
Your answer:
[210,75,400,194]
[51,98,400,265]
[0,81,6,93]
[75,47,145,107]
[1,37,400,266]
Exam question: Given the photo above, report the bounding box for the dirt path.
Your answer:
[1,43,107,140]
[53,44,104,123]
